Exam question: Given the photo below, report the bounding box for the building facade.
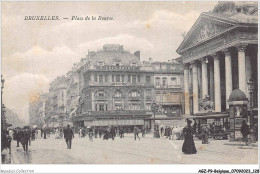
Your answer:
[73,44,154,129]
[176,1,258,126]
[29,44,184,129]
[29,93,47,126]
[152,60,183,116]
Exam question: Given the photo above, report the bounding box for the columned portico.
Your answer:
[183,65,190,115]
[177,4,258,117]
[223,49,232,109]
[201,58,208,99]
[213,54,221,112]
[191,61,199,114]
[237,44,247,94]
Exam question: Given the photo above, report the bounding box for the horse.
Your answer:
[172,126,185,140]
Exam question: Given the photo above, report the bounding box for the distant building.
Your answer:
[151,59,183,116]
[29,93,47,126]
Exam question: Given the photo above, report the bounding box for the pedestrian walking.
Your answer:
[134,126,140,140]
[182,119,197,154]
[64,125,74,149]
[141,127,145,137]
[110,126,116,140]
[31,129,36,141]
[98,127,102,138]
[20,129,30,152]
[43,128,47,139]
[94,128,98,138]
[15,129,22,147]
[79,127,82,138]
[241,120,250,146]
[88,126,93,142]
[201,125,209,144]
[193,120,197,133]
[160,127,164,137]
[119,126,124,138]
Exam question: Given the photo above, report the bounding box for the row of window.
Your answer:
[94,74,151,83]
[97,61,138,67]
[155,77,177,86]
[95,90,151,98]
[94,102,151,111]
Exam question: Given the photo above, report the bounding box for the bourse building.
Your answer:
[177,2,258,125]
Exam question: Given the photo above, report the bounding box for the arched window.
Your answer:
[129,90,140,98]
[95,90,107,99]
[115,90,122,98]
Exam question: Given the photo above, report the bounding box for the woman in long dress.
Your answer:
[182,119,197,154]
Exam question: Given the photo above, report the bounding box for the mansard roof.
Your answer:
[89,51,141,66]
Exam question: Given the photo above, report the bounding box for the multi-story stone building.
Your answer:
[45,76,67,126]
[177,2,258,126]
[151,59,183,116]
[29,93,47,126]
[29,44,184,130]
[73,44,154,129]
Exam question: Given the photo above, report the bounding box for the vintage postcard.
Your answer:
[1,1,259,173]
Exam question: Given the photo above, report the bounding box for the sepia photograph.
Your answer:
[1,0,259,173]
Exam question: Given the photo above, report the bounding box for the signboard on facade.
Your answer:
[92,119,144,126]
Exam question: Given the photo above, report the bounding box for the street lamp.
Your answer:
[247,79,255,128]
[151,101,160,138]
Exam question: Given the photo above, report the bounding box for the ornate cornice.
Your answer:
[222,48,231,56]
[236,44,247,52]
[211,53,219,61]
[200,57,208,63]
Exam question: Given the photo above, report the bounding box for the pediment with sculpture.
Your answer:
[177,15,237,53]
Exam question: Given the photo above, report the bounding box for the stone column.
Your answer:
[191,61,199,114]
[201,58,208,99]
[209,61,214,101]
[223,49,232,109]
[245,54,252,99]
[237,44,247,94]
[183,64,190,115]
[213,53,221,112]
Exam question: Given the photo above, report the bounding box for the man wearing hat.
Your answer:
[64,125,74,149]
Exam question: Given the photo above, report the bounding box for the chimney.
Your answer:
[134,51,140,60]
[149,58,153,64]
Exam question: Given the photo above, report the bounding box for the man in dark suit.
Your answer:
[64,125,74,149]
[110,126,116,140]
[21,129,31,151]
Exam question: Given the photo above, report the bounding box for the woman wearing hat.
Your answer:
[182,119,197,154]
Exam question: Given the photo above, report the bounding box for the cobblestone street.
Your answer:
[10,134,258,164]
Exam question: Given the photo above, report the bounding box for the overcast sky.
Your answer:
[2,1,218,123]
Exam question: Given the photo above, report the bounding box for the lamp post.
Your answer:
[247,79,255,128]
[151,101,160,138]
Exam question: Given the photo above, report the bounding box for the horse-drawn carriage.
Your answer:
[184,113,230,140]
